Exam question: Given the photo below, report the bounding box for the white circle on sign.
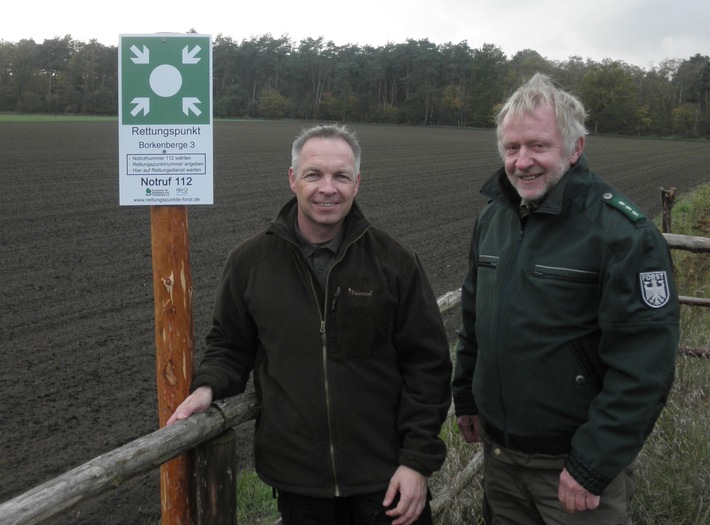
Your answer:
[150,64,182,97]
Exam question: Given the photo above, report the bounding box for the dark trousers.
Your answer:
[481,438,634,525]
[277,490,434,525]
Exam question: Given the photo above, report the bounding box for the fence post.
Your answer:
[660,187,676,233]
[192,429,238,524]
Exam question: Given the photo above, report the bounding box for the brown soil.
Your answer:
[2,121,708,524]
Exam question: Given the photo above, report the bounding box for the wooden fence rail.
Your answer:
[0,395,259,525]
[664,233,710,310]
[1,232,708,524]
[664,232,710,254]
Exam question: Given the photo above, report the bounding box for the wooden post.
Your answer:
[660,187,676,233]
[192,429,238,524]
[151,205,194,524]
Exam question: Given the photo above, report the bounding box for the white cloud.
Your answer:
[2,0,709,68]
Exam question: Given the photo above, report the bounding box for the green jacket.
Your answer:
[193,197,452,498]
[452,155,679,494]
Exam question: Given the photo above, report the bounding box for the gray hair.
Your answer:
[496,73,588,158]
[291,124,361,175]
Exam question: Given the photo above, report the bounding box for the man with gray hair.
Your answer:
[169,124,452,525]
[453,74,679,523]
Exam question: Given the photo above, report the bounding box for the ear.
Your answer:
[288,167,297,193]
[353,173,361,196]
[569,137,585,164]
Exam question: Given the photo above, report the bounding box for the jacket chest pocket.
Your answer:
[478,255,498,270]
[531,264,599,323]
[329,280,390,360]
[475,255,499,297]
[533,265,598,284]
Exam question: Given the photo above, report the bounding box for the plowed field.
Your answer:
[2,120,709,524]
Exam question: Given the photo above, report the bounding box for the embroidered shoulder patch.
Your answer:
[602,193,645,222]
[639,271,670,308]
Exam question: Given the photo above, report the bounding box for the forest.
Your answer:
[1,32,709,137]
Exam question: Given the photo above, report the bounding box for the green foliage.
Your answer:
[579,60,641,134]
[665,184,710,350]
[0,113,116,121]
[1,35,710,135]
[672,105,698,137]
[257,87,293,119]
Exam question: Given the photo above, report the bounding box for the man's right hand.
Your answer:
[456,414,482,443]
[559,468,601,514]
[166,385,214,426]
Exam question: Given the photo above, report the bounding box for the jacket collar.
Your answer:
[480,154,590,216]
[268,197,370,250]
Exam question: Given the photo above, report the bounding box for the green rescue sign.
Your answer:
[118,33,213,206]
[120,35,211,125]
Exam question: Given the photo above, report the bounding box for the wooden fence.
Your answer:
[1,231,708,524]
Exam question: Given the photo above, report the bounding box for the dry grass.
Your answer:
[630,184,710,524]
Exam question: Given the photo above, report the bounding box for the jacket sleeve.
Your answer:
[393,253,453,476]
[452,217,479,416]
[566,223,680,494]
[190,247,259,399]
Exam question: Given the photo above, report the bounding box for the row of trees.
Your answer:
[1,33,710,137]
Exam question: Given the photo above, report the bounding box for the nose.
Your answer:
[318,175,338,193]
[515,146,534,170]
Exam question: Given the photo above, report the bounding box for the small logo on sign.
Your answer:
[639,271,670,308]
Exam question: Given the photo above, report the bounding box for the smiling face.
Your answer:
[288,136,360,244]
[501,103,584,204]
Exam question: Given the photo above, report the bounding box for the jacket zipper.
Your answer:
[319,318,340,496]
[495,214,530,445]
[309,229,367,497]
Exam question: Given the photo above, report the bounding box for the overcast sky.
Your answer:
[3,0,709,69]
